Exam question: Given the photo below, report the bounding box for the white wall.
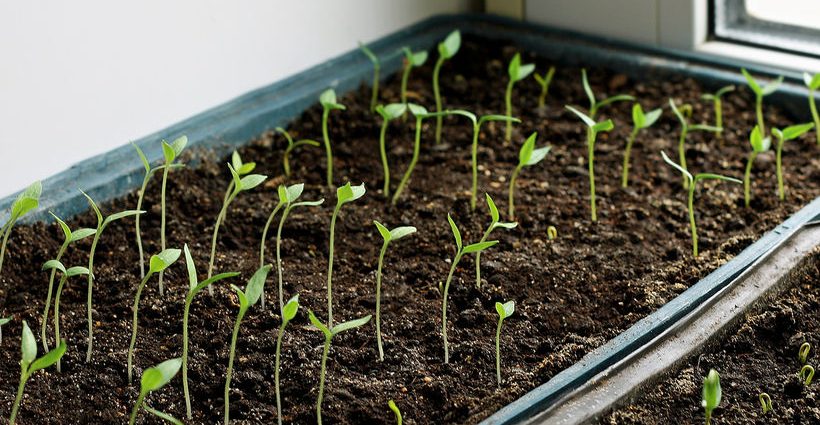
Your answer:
[0,1,473,198]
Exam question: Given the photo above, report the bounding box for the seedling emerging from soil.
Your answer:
[358,42,380,111]
[442,214,498,363]
[373,221,417,360]
[327,183,366,327]
[741,68,783,135]
[547,225,558,240]
[702,369,721,425]
[41,260,89,372]
[800,342,811,364]
[509,132,550,221]
[128,248,181,383]
[565,106,614,222]
[433,29,461,144]
[308,310,372,425]
[476,194,517,289]
[759,392,772,414]
[376,103,408,197]
[534,66,556,109]
[276,127,320,177]
[581,68,634,118]
[275,295,299,425]
[225,265,271,425]
[772,123,814,200]
[0,180,42,277]
[801,365,815,386]
[158,135,187,297]
[81,191,143,362]
[181,244,238,419]
[622,103,662,187]
[495,300,515,385]
[803,72,820,145]
[661,151,741,257]
[505,53,535,143]
[669,98,722,188]
[400,47,428,105]
[320,88,346,187]
[388,400,403,425]
[129,357,182,425]
[700,85,735,138]
[9,321,66,425]
[0,316,10,344]
[744,125,772,207]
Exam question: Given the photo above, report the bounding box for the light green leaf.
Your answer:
[518,132,537,166]
[581,69,595,109]
[161,141,176,164]
[170,136,187,157]
[11,181,42,218]
[29,340,66,373]
[0,317,11,326]
[103,210,144,227]
[632,103,645,128]
[336,182,366,205]
[491,222,518,231]
[293,139,321,149]
[805,72,820,90]
[194,272,239,294]
[231,151,243,171]
[331,315,372,336]
[80,190,103,225]
[660,150,693,183]
[149,248,181,274]
[517,63,535,81]
[526,146,551,166]
[237,162,256,175]
[486,194,500,223]
[143,406,183,425]
[447,214,462,252]
[508,53,521,81]
[319,89,345,110]
[761,76,784,96]
[231,285,249,311]
[463,240,499,254]
[49,212,72,241]
[21,320,37,366]
[42,259,66,274]
[592,119,615,133]
[749,125,771,152]
[689,124,722,133]
[565,105,596,128]
[285,183,305,203]
[244,265,272,307]
[183,244,198,290]
[669,98,687,125]
[716,85,735,97]
[780,122,815,140]
[69,228,96,243]
[439,30,461,59]
[447,109,477,125]
[702,369,722,411]
[643,108,663,128]
[291,199,325,209]
[596,94,634,109]
[239,174,267,192]
[374,220,392,242]
[282,295,300,324]
[141,358,182,394]
[411,50,428,66]
[495,300,515,319]
[694,173,742,185]
[132,143,151,174]
[227,163,242,194]
[479,114,519,125]
[308,310,332,339]
[358,42,379,65]
[65,266,90,277]
[390,226,416,240]
[382,103,407,120]
[741,68,761,94]
[407,103,428,116]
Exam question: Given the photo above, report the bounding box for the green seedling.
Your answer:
[447,110,519,210]
[327,183,366,327]
[800,342,811,364]
[509,132,550,221]
[581,68,634,119]
[661,151,741,257]
[276,127,320,177]
[81,191,143,362]
[669,98,722,189]
[376,103,408,197]
[744,125,772,207]
[495,301,515,385]
[476,194,517,289]
[442,214,498,363]
[359,42,380,111]
[9,321,65,425]
[388,400,402,425]
[274,295,299,425]
[41,260,89,372]
[504,53,535,143]
[181,244,238,419]
[373,221,417,360]
[702,369,721,425]
[0,181,42,277]
[759,392,772,414]
[225,265,271,425]
[432,29,461,144]
[0,316,10,344]
[41,213,95,352]
[622,103,662,187]
[700,85,735,138]
[772,123,814,200]
[129,357,182,425]
[803,72,820,145]
[157,135,187,297]
[534,66,556,109]
[392,104,453,204]
[741,68,783,135]
[565,106,614,222]
[400,47,428,106]
[547,225,558,240]
[801,365,815,386]
[308,310,371,425]
[128,248,181,384]
[319,88,346,188]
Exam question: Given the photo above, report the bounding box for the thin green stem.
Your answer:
[260,202,284,268]
[809,89,820,146]
[159,166,170,297]
[744,152,757,208]
[322,109,333,188]
[207,195,232,295]
[678,127,690,189]
[86,231,101,363]
[755,95,766,136]
[475,226,492,289]
[776,138,785,201]
[470,123,480,210]
[688,185,698,257]
[442,252,462,364]
[9,370,28,425]
[400,63,411,105]
[588,129,598,222]
[224,309,246,425]
[53,275,68,373]
[327,206,340,328]
[316,337,331,425]
[182,294,193,419]
[504,79,514,144]
[621,128,639,188]
[370,65,380,112]
[379,119,390,197]
[714,98,723,139]
[275,207,292,313]
[433,56,445,144]
[42,243,68,352]
[136,173,150,280]
[128,273,153,384]
[129,393,146,425]
[275,323,287,425]
[508,166,521,221]
[375,241,389,361]
[705,410,712,425]
[496,318,503,386]
[283,146,293,177]
[392,117,423,204]
[0,218,14,277]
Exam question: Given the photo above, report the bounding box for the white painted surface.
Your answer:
[0,1,472,198]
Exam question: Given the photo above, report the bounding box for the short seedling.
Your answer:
[803,72,820,145]
[128,249,181,384]
[661,151,741,257]
[743,125,772,207]
[327,183,366,327]
[622,103,662,187]
[158,135,187,297]
[772,123,814,200]
[388,400,402,425]
[534,66,556,109]
[276,127,320,177]
[800,365,815,386]
[0,181,42,277]
[509,132,550,221]
[41,260,89,372]
[373,221,417,360]
[376,103,408,197]
[358,42,380,111]
[225,265,271,425]
[565,106,614,222]
[504,53,535,143]
[319,88,346,187]
[9,321,65,425]
[392,104,453,204]
[400,47,428,106]
[800,342,811,364]
[181,244,238,419]
[476,194,517,289]
[0,316,10,344]
[130,358,183,425]
[759,392,772,414]
[81,191,143,362]
[669,98,722,188]
[700,85,735,138]
[547,225,558,240]
[741,68,783,135]
[308,310,371,425]
[432,29,461,144]
[274,295,300,425]
[581,68,634,119]
[441,214,498,363]
[702,369,721,425]
[494,300,515,386]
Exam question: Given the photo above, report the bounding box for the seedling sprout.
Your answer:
[741,68,783,135]
[565,106,614,222]
[669,98,722,188]
[622,103,662,187]
[41,260,89,372]
[319,88,346,187]
[400,47,428,106]
[495,300,515,385]
[700,85,735,138]
[388,400,403,425]
[432,29,461,144]
[275,295,300,425]
[581,68,634,118]
[129,357,182,425]
[373,220,417,360]
[327,183,366,327]
[392,104,453,204]
[800,342,811,364]
[0,181,42,277]
[9,321,66,425]
[547,225,558,240]
[276,127,320,177]
[771,123,814,200]
[376,103,408,197]
[800,365,815,386]
[358,42,380,111]
[759,392,772,414]
[803,72,820,145]
[743,126,772,207]
[476,194,517,289]
[504,53,535,143]
[702,369,721,425]
[534,66,556,109]
[509,132,550,220]
[158,135,187,296]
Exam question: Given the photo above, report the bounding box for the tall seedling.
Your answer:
[158,135,187,296]
[565,106,614,222]
[504,53,535,144]
[622,103,662,187]
[741,68,783,135]
[494,301,515,385]
[743,125,772,207]
[373,221,416,360]
[669,98,721,188]
[534,66,556,109]
[41,260,89,372]
[475,195,517,289]
[772,123,814,200]
[0,181,42,277]
[9,321,65,425]
[319,89,346,188]
[376,103,408,197]
[508,133,550,221]
[432,30,461,144]
[392,104,452,204]
[400,47,428,106]
[803,72,820,145]
[358,42,380,111]
[327,183,366,327]
[130,358,183,425]
[274,295,299,425]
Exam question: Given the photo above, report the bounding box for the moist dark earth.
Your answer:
[0,36,818,424]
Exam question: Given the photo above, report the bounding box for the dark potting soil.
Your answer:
[602,254,820,425]
[0,36,819,424]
